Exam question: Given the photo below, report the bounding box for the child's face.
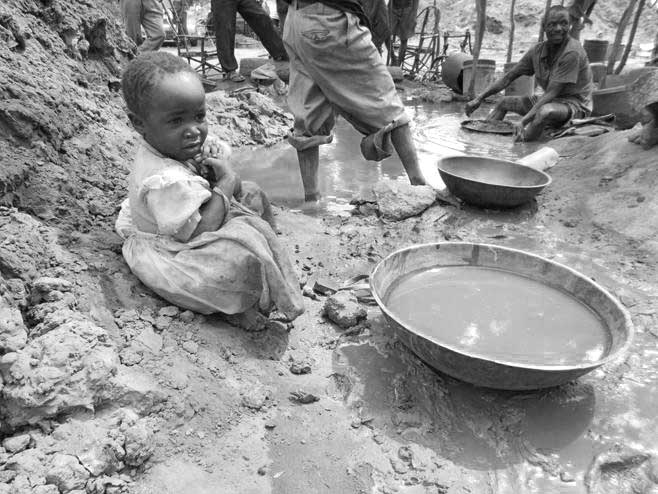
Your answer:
[135,72,208,162]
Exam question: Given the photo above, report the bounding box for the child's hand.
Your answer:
[202,136,232,161]
[202,157,234,185]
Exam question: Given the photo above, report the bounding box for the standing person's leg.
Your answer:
[398,38,408,67]
[139,0,165,51]
[212,0,240,73]
[237,0,288,61]
[120,0,144,46]
[283,2,335,201]
[291,5,425,186]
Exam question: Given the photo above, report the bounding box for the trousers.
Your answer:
[120,0,165,52]
[211,0,288,72]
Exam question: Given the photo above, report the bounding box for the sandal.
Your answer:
[225,71,245,83]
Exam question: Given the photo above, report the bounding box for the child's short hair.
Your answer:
[121,52,199,117]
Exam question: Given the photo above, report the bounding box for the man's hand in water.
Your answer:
[464,97,482,117]
[512,121,527,142]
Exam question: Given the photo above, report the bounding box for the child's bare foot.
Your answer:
[224,308,268,332]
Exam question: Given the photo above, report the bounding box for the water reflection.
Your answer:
[233,102,541,215]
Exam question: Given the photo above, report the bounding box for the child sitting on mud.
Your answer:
[115,52,304,330]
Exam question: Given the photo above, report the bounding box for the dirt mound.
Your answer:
[0,1,294,492]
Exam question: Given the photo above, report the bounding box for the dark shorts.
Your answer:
[503,95,591,121]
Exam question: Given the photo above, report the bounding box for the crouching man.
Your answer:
[465,5,594,142]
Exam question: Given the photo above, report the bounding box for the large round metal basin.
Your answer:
[438,156,552,208]
[370,242,634,390]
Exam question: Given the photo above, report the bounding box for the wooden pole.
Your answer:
[615,0,646,74]
[506,0,516,64]
[466,0,487,98]
[606,0,637,74]
[538,0,552,42]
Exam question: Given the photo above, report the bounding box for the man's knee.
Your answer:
[535,104,569,125]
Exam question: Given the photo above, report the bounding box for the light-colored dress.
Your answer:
[115,141,304,319]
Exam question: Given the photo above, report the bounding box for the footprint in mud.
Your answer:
[585,445,658,494]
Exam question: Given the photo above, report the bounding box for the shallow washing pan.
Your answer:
[370,242,634,390]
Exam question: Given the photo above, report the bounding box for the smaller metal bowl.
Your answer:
[438,156,552,208]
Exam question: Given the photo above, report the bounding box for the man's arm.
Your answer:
[464,60,533,115]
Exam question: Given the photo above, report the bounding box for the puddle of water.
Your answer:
[233,102,541,215]
[332,338,598,489]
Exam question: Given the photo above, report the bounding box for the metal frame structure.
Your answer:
[160,0,222,80]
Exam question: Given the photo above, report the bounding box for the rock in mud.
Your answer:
[323,291,367,329]
[2,434,30,453]
[123,421,154,467]
[179,310,195,323]
[0,293,27,352]
[241,386,273,410]
[289,357,312,375]
[373,182,437,220]
[158,306,180,318]
[182,340,199,355]
[46,453,90,492]
[289,390,320,404]
[0,315,119,428]
[585,445,658,494]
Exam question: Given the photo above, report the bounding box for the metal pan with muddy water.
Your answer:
[437,155,552,208]
[369,242,634,390]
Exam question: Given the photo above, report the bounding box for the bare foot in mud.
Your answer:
[304,191,321,202]
[223,309,269,332]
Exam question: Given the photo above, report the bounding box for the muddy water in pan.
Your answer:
[384,266,609,366]
[234,102,540,215]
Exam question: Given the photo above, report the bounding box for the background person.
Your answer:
[120,0,165,52]
[465,5,594,142]
[386,0,419,66]
[211,0,289,82]
[282,0,426,202]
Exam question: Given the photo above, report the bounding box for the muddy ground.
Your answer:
[1,1,658,493]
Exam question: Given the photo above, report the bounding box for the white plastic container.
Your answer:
[518,147,559,171]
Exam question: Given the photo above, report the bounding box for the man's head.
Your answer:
[543,6,571,46]
[121,52,208,161]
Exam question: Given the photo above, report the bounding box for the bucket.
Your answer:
[592,85,639,129]
[504,62,534,97]
[462,59,497,97]
[590,63,607,84]
[584,39,609,63]
[441,52,473,94]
